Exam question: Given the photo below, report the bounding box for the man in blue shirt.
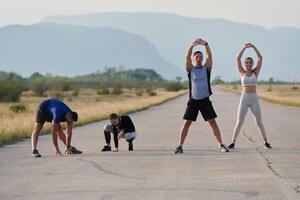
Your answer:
[31,98,82,157]
[174,38,229,154]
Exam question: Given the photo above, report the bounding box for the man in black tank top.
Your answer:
[174,38,229,154]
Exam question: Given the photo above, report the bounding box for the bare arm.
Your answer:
[204,43,213,70]
[52,122,62,156]
[251,44,263,75]
[66,122,73,149]
[186,38,212,70]
[185,42,196,72]
[237,46,247,75]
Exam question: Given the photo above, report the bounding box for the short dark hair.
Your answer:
[109,113,119,120]
[193,51,203,57]
[71,111,78,122]
[245,57,254,62]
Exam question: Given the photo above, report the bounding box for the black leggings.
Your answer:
[104,127,119,148]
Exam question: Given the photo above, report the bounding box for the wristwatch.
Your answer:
[205,42,208,46]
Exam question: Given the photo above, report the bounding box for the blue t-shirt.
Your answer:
[40,98,71,123]
[188,64,212,100]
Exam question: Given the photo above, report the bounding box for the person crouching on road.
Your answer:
[101,113,137,152]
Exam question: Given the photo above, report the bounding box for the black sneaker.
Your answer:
[264,143,272,149]
[70,146,83,154]
[32,149,41,158]
[227,143,235,149]
[174,146,183,154]
[101,145,111,152]
[218,144,229,153]
[128,143,133,151]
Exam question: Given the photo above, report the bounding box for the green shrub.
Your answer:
[0,80,23,102]
[9,103,27,113]
[212,76,225,85]
[135,88,143,96]
[29,72,43,79]
[112,83,122,95]
[48,91,64,100]
[183,84,189,90]
[232,84,238,90]
[165,81,183,91]
[72,88,80,97]
[31,78,48,96]
[58,78,71,91]
[97,87,110,95]
[145,87,156,96]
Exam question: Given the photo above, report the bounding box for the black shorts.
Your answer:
[183,97,217,121]
[35,104,51,124]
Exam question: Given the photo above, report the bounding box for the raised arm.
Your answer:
[185,40,197,72]
[251,44,263,75]
[237,46,247,75]
[204,42,213,70]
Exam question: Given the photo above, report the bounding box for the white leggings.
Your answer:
[232,93,267,141]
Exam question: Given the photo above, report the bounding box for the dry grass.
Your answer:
[0,89,187,145]
[216,84,300,107]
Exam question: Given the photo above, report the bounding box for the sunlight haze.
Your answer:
[1,0,299,28]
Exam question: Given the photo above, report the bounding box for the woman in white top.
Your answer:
[228,43,272,149]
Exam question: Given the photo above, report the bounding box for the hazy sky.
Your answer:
[1,0,300,29]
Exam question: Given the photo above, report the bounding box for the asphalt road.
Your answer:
[0,89,299,200]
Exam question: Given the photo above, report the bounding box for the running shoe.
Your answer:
[218,144,229,153]
[264,143,272,149]
[128,143,133,151]
[32,149,41,158]
[70,146,83,154]
[174,146,183,154]
[101,145,111,152]
[227,143,235,149]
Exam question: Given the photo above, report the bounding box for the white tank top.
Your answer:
[241,72,257,87]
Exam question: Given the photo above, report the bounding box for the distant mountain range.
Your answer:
[44,12,300,81]
[0,12,299,81]
[0,23,184,79]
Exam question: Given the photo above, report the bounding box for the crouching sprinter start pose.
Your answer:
[101,113,137,152]
[174,38,229,154]
[31,98,82,157]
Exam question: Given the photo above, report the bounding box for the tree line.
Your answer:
[0,67,186,102]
